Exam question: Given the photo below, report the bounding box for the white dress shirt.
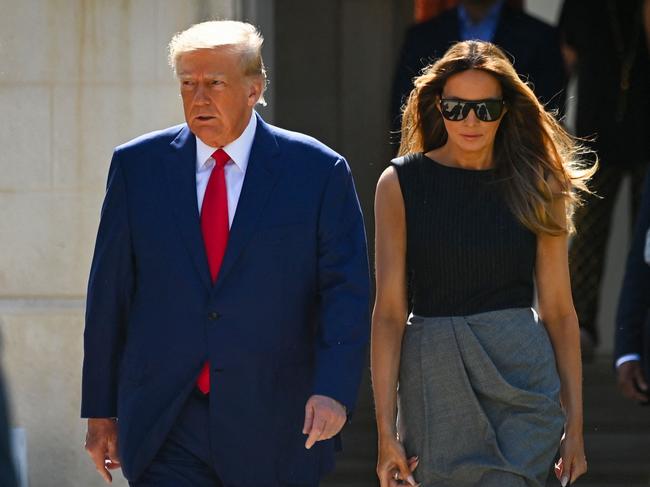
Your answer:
[616,353,641,368]
[195,111,257,228]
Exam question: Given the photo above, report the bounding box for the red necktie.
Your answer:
[197,148,230,393]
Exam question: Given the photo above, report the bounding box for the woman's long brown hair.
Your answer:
[398,40,596,235]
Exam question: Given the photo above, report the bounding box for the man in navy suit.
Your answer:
[81,20,370,487]
[615,171,650,405]
[390,0,566,137]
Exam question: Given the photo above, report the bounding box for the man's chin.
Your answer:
[190,126,223,147]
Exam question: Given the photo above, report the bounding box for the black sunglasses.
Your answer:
[439,98,505,122]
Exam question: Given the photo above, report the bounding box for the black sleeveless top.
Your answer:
[392,152,537,317]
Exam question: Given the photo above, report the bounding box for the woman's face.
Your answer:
[438,69,505,155]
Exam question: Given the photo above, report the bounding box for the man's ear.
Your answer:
[247,77,264,107]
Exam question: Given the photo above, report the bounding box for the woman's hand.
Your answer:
[554,430,587,486]
[377,435,420,486]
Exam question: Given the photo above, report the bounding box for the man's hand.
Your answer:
[302,394,347,449]
[85,418,121,483]
[617,361,649,403]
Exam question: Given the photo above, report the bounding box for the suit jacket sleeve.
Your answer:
[390,29,415,136]
[529,26,567,115]
[558,0,580,49]
[390,26,430,138]
[81,150,135,418]
[312,157,370,413]
[615,171,650,360]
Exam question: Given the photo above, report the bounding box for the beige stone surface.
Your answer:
[51,83,182,190]
[0,85,52,192]
[0,2,239,485]
[1,0,236,298]
[0,1,236,85]
[0,310,129,487]
[0,2,52,84]
[0,190,100,297]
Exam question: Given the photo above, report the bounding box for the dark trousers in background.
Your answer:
[129,390,318,487]
[569,162,648,344]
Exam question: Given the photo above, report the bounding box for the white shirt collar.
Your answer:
[195,111,257,172]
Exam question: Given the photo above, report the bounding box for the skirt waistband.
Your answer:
[407,307,538,326]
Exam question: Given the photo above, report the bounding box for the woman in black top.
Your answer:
[372,41,593,487]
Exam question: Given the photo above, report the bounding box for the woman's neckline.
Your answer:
[421,152,495,173]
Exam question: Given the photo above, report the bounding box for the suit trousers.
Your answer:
[129,389,318,487]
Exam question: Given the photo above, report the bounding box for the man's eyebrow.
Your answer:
[178,72,226,78]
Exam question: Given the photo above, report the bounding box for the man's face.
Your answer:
[178,47,262,147]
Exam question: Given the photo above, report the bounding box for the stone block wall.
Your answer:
[0,1,237,485]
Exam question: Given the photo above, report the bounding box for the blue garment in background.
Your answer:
[457,0,505,42]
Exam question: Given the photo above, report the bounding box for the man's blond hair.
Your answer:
[168,20,267,105]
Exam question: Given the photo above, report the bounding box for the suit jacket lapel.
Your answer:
[493,5,514,52]
[163,125,212,290]
[212,114,284,293]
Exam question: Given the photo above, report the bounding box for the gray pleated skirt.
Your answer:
[398,307,565,487]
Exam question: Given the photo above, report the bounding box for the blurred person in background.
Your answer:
[615,170,650,405]
[559,0,650,359]
[0,371,17,487]
[391,0,566,141]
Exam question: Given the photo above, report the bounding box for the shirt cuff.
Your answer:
[616,354,642,368]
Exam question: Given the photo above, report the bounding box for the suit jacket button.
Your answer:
[208,312,220,320]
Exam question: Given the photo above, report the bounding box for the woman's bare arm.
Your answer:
[372,167,418,486]
[372,166,409,438]
[535,188,587,485]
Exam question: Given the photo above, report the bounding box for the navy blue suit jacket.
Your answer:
[390,5,566,133]
[81,113,370,486]
[615,171,650,378]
